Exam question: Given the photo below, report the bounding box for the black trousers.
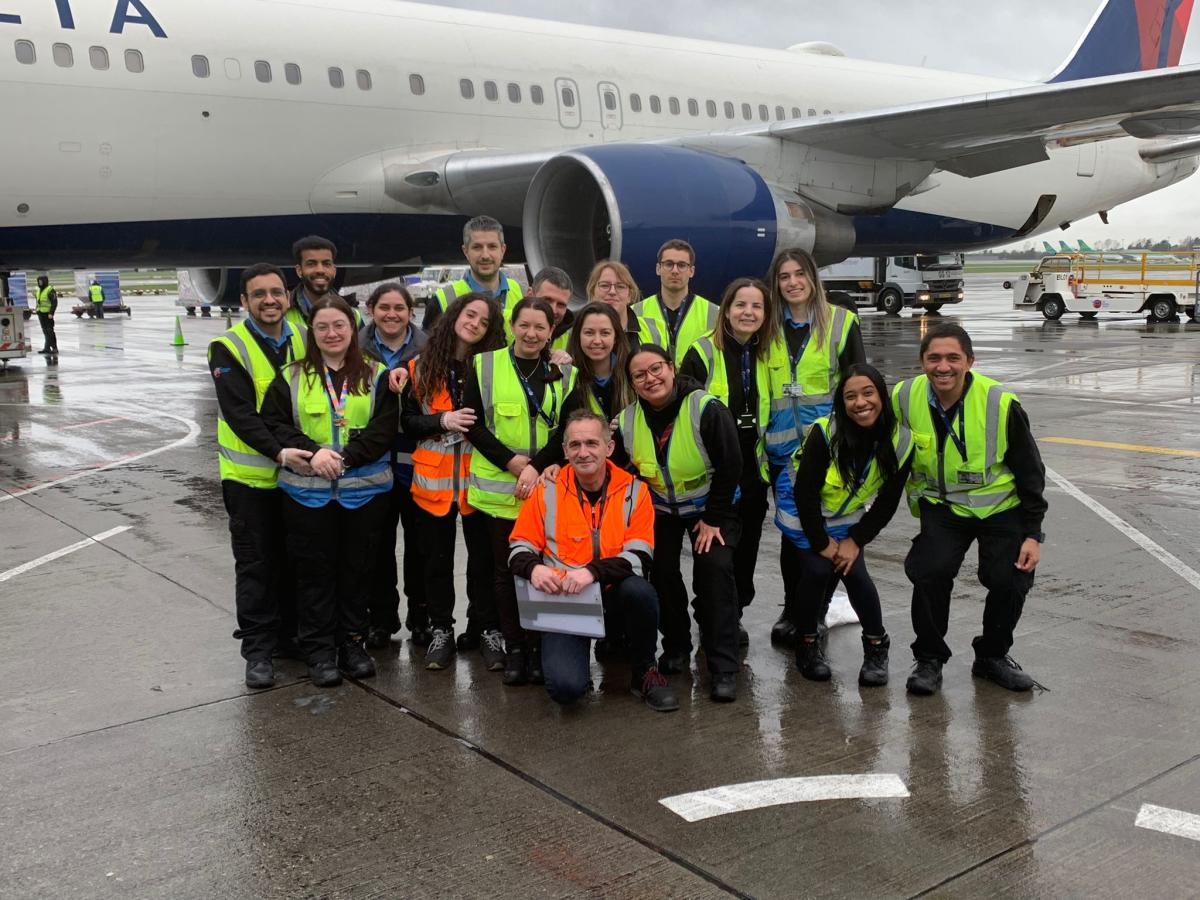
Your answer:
[223,481,295,661]
[652,514,742,675]
[419,502,494,632]
[783,541,885,637]
[92,301,104,319]
[36,312,57,352]
[283,492,388,665]
[904,502,1034,663]
[368,479,426,633]
[484,513,529,647]
[733,465,769,611]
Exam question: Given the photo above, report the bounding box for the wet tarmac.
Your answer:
[2,279,1200,898]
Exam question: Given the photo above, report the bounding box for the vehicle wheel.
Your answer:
[1041,296,1064,320]
[1150,297,1175,321]
[879,289,903,316]
[924,304,943,313]
[1079,311,1098,319]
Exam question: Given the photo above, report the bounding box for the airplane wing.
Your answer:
[756,66,1200,177]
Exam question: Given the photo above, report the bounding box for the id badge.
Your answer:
[736,412,757,430]
[347,427,365,441]
[783,382,805,398]
[441,431,464,446]
[957,471,984,485]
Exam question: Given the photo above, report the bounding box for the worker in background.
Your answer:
[634,239,717,363]
[89,279,105,319]
[34,275,58,356]
[531,266,575,354]
[893,323,1047,696]
[207,263,307,689]
[508,410,678,712]
[422,215,524,335]
[286,235,362,331]
[585,259,667,353]
[358,283,429,650]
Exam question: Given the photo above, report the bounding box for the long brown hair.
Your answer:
[300,295,375,394]
[413,293,504,401]
[711,277,777,360]
[567,302,632,410]
[768,248,833,349]
[510,297,564,382]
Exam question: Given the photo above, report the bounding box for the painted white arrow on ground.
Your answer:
[1135,804,1200,842]
[660,774,909,822]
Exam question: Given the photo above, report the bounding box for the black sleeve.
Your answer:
[209,343,284,461]
[1004,401,1048,537]
[341,373,401,469]
[610,426,632,470]
[400,381,446,440]
[508,550,543,581]
[463,367,517,471]
[529,388,583,471]
[794,426,833,552]
[699,400,743,526]
[679,346,708,385]
[587,555,650,587]
[838,320,866,374]
[48,289,58,316]
[261,370,321,455]
[847,456,913,547]
[421,300,441,333]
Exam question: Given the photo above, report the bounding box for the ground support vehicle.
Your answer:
[820,254,965,315]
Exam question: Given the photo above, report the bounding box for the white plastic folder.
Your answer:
[515,576,606,638]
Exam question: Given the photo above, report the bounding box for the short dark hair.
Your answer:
[563,409,610,441]
[657,239,695,265]
[240,263,287,295]
[532,266,573,296]
[463,215,504,246]
[920,323,974,359]
[366,282,413,311]
[292,235,337,263]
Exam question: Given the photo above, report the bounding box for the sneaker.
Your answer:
[479,629,506,671]
[456,629,481,652]
[972,655,1035,692]
[631,666,679,712]
[308,659,342,687]
[859,635,890,687]
[366,625,392,649]
[526,645,544,685]
[710,673,737,703]
[424,628,456,670]
[796,635,831,681]
[245,658,274,689]
[502,647,528,686]
[770,614,798,647]
[337,640,377,679]
[906,658,943,696]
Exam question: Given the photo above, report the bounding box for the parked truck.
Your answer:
[819,254,965,315]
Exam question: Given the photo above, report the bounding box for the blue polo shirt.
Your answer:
[372,327,414,371]
[464,270,513,300]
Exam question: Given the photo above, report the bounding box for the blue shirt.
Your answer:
[372,327,414,371]
[245,316,296,353]
[464,270,512,300]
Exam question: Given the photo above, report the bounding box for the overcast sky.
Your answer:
[429,0,1200,246]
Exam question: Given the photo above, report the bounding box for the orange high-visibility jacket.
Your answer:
[407,358,474,517]
[509,461,654,577]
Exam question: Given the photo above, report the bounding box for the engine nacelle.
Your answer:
[179,267,242,311]
[522,144,855,300]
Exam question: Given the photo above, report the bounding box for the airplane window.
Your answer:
[649,95,661,114]
[191,54,209,78]
[530,84,544,105]
[822,108,831,115]
[329,66,344,88]
[668,97,680,115]
[807,107,816,116]
[484,80,498,101]
[724,101,734,119]
[125,49,144,73]
[356,69,372,90]
[52,43,73,67]
[410,73,425,95]
[687,98,699,116]
[561,86,575,108]
[508,82,521,103]
[89,46,109,70]
[254,60,271,83]
[285,63,301,85]
[791,107,801,118]
[741,102,751,120]
[459,78,473,99]
[629,93,642,112]
[775,105,785,120]
[225,58,240,79]
[706,99,717,118]
[14,40,35,65]
[758,104,769,121]
[603,91,616,111]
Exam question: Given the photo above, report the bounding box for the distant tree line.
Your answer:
[976,237,1200,258]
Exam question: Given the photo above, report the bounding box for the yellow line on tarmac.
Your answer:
[1043,437,1200,458]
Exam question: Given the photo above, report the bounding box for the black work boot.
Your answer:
[796,634,831,681]
[972,655,1035,691]
[502,647,528,686]
[770,612,798,647]
[526,644,545,685]
[631,666,679,712]
[858,634,890,687]
[337,639,377,679]
[906,658,943,695]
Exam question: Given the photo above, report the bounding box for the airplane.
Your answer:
[1,0,1199,305]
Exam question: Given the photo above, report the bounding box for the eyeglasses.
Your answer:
[657,260,693,271]
[596,281,631,294]
[630,361,670,384]
[313,320,351,334]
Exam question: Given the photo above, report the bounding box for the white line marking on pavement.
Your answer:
[659,774,909,822]
[1135,804,1200,842]
[0,525,131,584]
[1044,465,1200,593]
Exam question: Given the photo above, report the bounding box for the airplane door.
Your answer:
[554,77,581,129]
[597,82,623,131]
[1077,144,1096,177]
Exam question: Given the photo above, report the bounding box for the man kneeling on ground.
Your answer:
[508,410,678,711]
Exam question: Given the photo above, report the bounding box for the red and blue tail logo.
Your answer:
[1049,0,1194,81]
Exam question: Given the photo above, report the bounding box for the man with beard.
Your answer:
[286,234,362,331]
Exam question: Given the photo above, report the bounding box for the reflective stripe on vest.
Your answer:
[409,359,474,516]
[637,294,717,363]
[619,391,714,517]
[691,333,772,481]
[438,278,524,339]
[894,373,1018,518]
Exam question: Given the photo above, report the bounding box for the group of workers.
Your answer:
[209,217,1048,712]
[33,277,107,356]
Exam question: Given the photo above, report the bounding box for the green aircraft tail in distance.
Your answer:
[1058,241,1075,252]
[1077,239,1095,252]
[1043,241,1058,254]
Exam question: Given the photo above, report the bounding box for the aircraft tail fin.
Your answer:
[1078,239,1095,251]
[1058,241,1075,252]
[1048,0,1194,82]
[1042,241,1058,254]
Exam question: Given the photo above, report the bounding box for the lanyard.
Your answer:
[447,366,463,409]
[323,368,350,428]
[788,323,811,374]
[664,295,693,349]
[740,345,754,410]
[576,473,609,559]
[592,376,612,419]
[831,451,875,518]
[510,348,558,428]
[935,401,967,459]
